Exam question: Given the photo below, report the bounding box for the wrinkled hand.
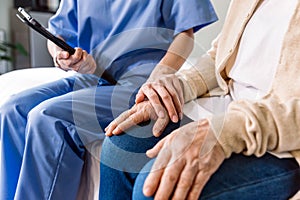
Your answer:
[143,120,225,200]
[55,47,96,74]
[136,66,184,123]
[105,101,170,137]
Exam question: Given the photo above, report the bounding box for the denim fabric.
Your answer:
[100,116,300,200]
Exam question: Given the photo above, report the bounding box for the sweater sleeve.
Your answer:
[210,94,300,160]
[176,37,220,103]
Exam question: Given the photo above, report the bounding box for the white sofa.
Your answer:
[0,67,100,200]
[0,67,75,105]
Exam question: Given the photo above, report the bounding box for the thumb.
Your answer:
[135,91,145,104]
[152,116,169,137]
[146,137,166,158]
[57,51,69,59]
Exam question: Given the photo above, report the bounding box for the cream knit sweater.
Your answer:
[177,0,300,188]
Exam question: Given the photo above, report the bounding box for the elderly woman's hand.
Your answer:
[143,120,225,200]
[55,47,97,74]
[105,100,170,137]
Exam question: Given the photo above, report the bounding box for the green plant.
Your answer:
[0,40,28,62]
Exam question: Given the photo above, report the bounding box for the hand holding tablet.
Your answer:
[16,7,117,84]
[16,7,76,55]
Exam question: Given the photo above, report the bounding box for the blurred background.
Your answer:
[0,0,230,74]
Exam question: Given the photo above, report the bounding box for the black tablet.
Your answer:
[16,7,75,55]
[16,7,117,84]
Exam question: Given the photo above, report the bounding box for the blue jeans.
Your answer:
[0,63,155,200]
[100,116,300,200]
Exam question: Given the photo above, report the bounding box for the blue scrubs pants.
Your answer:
[0,64,153,200]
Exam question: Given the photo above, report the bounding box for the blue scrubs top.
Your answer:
[48,0,217,77]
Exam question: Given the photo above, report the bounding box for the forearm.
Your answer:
[159,29,194,68]
[175,34,220,103]
[149,29,194,79]
[212,96,300,158]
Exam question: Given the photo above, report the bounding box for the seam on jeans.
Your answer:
[202,168,300,199]
[46,141,65,200]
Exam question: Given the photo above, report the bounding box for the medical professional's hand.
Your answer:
[105,101,169,137]
[55,48,96,74]
[136,66,184,124]
[143,120,225,200]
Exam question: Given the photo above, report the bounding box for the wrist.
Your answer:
[148,64,177,81]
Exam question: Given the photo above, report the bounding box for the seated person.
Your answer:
[0,0,217,199]
[100,0,300,199]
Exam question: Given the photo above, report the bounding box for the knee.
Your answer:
[26,101,65,130]
[101,135,152,174]
[26,104,47,127]
[0,95,28,118]
[103,122,162,154]
[100,136,134,171]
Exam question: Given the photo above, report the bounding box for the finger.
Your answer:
[151,84,178,123]
[187,172,209,200]
[153,159,185,200]
[105,110,132,136]
[105,122,117,137]
[55,51,70,70]
[105,121,118,137]
[61,50,82,70]
[171,78,184,119]
[104,123,112,133]
[164,83,181,120]
[143,148,171,197]
[141,85,166,119]
[152,114,169,137]
[143,167,164,198]
[57,50,81,70]
[172,163,198,200]
[135,89,146,104]
[73,51,88,72]
[112,102,156,134]
[56,51,69,60]
[71,47,83,64]
[112,111,146,135]
[146,137,167,158]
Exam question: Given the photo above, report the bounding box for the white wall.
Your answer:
[192,0,230,57]
[0,0,13,41]
[0,0,13,73]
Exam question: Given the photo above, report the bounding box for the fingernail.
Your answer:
[143,187,151,196]
[172,115,178,123]
[112,127,119,135]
